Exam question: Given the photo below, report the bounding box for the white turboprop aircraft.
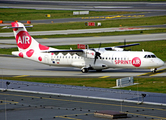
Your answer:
[3,22,164,73]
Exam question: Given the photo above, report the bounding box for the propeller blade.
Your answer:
[94,56,97,64]
[94,51,101,64]
[93,43,102,64]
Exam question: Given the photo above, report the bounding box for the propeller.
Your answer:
[93,43,102,64]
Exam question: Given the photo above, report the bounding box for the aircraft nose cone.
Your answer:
[158,59,165,67]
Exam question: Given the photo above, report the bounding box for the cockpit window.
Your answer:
[148,55,151,58]
[151,55,156,58]
[144,55,147,58]
[144,54,156,58]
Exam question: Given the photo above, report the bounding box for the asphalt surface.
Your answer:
[1,0,166,12]
[0,1,166,120]
[1,79,166,105]
[0,82,166,120]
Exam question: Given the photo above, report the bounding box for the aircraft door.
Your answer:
[44,54,50,64]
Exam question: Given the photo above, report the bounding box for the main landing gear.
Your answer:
[81,67,103,73]
[81,67,89,73]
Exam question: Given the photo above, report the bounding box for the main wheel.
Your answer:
[153,69,157,73]
[152,68,157,73]
[81,68,88,73]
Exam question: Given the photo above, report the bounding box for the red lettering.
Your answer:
[115,60,132,65]
[132,57,141,67]
[16,31,32,49]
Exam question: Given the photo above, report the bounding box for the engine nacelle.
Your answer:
[89,64,107,70]
[112,47,124,51]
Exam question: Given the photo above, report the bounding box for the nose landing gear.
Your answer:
[151,68,157,73]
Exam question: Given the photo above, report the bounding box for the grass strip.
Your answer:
[0,8,134,21]
[1,15,166,33]
[30,15,166,31]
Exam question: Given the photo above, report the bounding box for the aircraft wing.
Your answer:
[115,43,140,48]
[46,49,84,56]
[43,43,140,53]
[49,49,84,53]
[105,43,140,50]
[44,49,96,58]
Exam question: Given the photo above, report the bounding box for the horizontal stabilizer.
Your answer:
[2,25,33,29]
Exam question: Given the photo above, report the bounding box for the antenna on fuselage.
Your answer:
[124,39,126,51]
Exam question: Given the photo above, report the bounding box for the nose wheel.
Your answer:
[151,68,157,73]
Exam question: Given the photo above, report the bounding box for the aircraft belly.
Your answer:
[71,62,85,67]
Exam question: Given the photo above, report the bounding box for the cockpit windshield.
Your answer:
[144,54,156,58]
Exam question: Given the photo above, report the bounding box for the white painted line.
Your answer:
[1,88,166,106]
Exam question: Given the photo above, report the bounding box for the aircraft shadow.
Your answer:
[36,67,150,73]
